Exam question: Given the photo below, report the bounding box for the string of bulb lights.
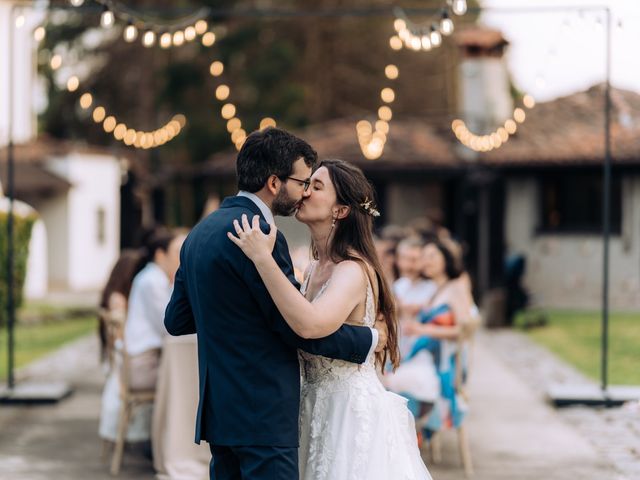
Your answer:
[33,10,273,151]
[451,94,536,152]
[57,58,187,149]
[357,0,467,160]
[208,60,278,151]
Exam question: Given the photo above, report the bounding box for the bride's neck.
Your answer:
[309,222,334,265]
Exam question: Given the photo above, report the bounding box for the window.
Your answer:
[539,173,621,234]
[97,207,106,245]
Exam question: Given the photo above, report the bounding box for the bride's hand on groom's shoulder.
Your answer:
[227,214,277,263]
[374,313,388,352]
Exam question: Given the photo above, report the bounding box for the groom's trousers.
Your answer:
[210,444,298,480]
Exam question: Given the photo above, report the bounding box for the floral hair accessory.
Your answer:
[360,198,380,217]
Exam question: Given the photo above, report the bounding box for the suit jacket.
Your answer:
[164,195,373,447]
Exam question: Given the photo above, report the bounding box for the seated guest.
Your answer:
[386,239,473,436]
[125,228,187,391]
[393,236,436,358]
[98,250,145,366]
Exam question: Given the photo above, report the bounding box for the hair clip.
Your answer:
[360,198,380,217]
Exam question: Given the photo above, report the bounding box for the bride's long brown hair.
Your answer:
[311,159,400,371]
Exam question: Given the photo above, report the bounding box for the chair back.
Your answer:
[100,308,131,399]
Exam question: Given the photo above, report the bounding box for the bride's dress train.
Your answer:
[298,269,432,480]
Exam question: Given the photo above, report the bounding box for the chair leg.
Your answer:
[430,432,442,464]
[457,425,474,477]
[111,400,131,475]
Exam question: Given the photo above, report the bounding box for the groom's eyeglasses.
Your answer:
[285,176,311,192]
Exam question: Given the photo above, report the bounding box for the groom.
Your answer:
[164,127,386,480]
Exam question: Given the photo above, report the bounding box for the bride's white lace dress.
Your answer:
[298,266,433,480]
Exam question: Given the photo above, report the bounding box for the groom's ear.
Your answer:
[266,175,280,195]
[335,205,350,220]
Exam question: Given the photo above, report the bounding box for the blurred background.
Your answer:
[0,1,639,479]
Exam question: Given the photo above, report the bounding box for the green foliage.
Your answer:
[0,212,36,327]
[0,315,96,381]
[515,309,640,385]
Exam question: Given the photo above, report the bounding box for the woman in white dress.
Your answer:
[229,159,432,480]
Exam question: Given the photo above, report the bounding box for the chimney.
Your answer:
[454,26,511,152]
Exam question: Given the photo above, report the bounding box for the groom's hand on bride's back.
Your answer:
[374,314,388,352]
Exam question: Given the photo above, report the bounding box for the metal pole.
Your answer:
[6,4,17,390]
[600,7,612,394]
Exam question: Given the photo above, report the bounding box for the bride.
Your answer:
[228,159,432,480]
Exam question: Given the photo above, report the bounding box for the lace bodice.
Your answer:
[298,262,377,385]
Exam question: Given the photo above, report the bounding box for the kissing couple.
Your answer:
[165,127,432,480]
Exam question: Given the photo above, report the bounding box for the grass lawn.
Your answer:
[0,315,96,381]
[515,310,640,385]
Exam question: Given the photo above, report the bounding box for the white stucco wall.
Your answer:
[0,1,45,146]
[49,153,121,291]
[23,218,47,299]
[505,175,640,310]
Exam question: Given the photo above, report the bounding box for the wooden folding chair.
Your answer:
[424,315,478,477]
[100,309,156,476]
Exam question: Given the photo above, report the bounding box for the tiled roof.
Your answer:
[184,83,640,179]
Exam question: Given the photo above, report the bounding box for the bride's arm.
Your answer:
[228,214,365,339]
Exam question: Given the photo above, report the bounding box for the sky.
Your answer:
[480,0,640,101]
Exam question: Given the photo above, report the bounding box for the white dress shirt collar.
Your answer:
[237,191,275,225]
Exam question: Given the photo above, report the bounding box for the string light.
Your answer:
[392,2,463,52]
[452,95,536,152]
[34,27,46,42]
[451,0,468,16]
[202,32,216,47]
[215,85,230,101]
[100,8,115,28]
[210,61,224,76]
[260,118,277,130]
[67,76,80,92]
[71,1,213,50]
[173,30,185,47]
[385,64,399,80]
[50,54,62,70]
[124,23,138,42]
[79,93,93,109]
[160,32,172,49]
[15,15,25,28]
[142,30,156,47]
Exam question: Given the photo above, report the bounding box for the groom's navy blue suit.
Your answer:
[164,195,373,480]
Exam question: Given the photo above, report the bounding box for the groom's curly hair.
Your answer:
[236,127,318,193]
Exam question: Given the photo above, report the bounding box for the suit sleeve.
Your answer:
[164,248,196,336]
[242,225,373,364]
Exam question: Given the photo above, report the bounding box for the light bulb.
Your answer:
[124,24,138,42]
[34,27,46,42]
[15,15,25,28]
[160,32,172,49]
[440,12,454,36]
[385,64,399,80]
[389,36,403,51]
[70,0,84,6]
[452,0,467,16]
[194,20,208,35]
[430,25,442,47]
[184,26,196,41]
[173,30,185,46]
[421,35,432,51]
[202,32,216,47]
[215,85,230,101]
[209,61,224,76]
[101,9,114,28]
[394,19,406,32]
[143,30,156,47]
[66,76,79,92]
